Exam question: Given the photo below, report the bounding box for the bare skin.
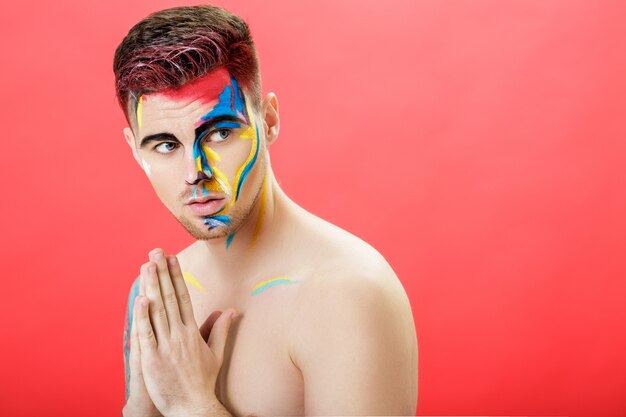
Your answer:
[122,68,418,416]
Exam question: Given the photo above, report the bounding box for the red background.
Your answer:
[1,1,625,416]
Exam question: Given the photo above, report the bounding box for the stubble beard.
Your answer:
[174,183,262,241]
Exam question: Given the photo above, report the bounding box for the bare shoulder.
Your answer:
[295,214,410,302]
[289,215,415,353]
[286,217,418,413]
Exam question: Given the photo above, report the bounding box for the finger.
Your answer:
[141,262,170,340]
[149,249,183,328]
[208,309,238,364]
[129,304,142,382]
[135,295,157,351]
[199,310,222,343]
[166,255,197,327]
[139,273,146,296]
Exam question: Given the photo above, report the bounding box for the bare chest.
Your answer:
[191,283,305,417]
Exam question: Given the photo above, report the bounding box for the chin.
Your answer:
[176,215,234,241]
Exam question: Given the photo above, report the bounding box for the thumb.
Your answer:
[208,309,238,363]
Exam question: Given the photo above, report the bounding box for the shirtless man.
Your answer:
[114,5,418,416]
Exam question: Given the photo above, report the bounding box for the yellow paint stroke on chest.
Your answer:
[250,276,299,296]
[183,272,206,292]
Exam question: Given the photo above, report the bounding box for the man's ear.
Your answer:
[261,93,280,148]
[123,126,142,168]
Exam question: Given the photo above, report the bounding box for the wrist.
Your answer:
[172,396,230,417]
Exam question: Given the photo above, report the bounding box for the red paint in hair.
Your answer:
[143,67,231,106]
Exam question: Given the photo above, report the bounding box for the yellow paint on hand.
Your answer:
[183,272,206,292]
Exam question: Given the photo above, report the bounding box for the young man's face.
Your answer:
[124,67,268,240]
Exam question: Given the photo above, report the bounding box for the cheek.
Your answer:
[212,136,255,182]
[140,157,152,176]
[145,164,183,207]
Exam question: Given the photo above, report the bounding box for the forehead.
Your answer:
[135,67,235,128]
[148,67,231,105]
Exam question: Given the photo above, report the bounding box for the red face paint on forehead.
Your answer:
[143,67,231,106]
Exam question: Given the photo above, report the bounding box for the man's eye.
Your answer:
[207,129,231,143]
[154,142,178,154]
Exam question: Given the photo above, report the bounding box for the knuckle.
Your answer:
[144,325,155,340]
[178,291,192,305]
[154,305,168,322]
[163,291,178,305]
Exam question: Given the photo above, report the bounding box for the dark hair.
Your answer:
[113,5,262,125]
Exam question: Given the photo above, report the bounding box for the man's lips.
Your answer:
[187,196,226,216]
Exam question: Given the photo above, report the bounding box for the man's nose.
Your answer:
[185,151,213,185]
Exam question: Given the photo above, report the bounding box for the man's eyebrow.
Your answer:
[194,115,246,139]
[139,132,179,149]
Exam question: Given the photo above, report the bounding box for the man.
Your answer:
[114,5,417,416]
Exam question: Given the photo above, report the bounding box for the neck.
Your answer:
[196,165,291,285]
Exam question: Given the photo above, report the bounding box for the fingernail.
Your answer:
[230,310,240,320]
[153,251,163,260]
[148,264,156,273]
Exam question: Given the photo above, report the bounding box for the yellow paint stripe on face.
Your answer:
[136,96,143,129]
[250,173,268,248]
[231,100,259,207]
[198,144,232,197]
[183,272,206,292]
[212,166,232,193]
[203,145,222,163]
[239,125,257,140]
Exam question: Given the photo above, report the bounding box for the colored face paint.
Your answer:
[182,73,261,233]
[135,95,143,129]
[140,157,152,176]
[135,68,263,242]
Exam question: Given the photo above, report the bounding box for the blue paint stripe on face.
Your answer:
[204,215,232,229]
[194,77,248,183]
[226,232,235,248]
[211,215,231,224]
[199,77,248,124]
[193,130,213,179]
[214,121,241,129]
[235,124,260,200]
